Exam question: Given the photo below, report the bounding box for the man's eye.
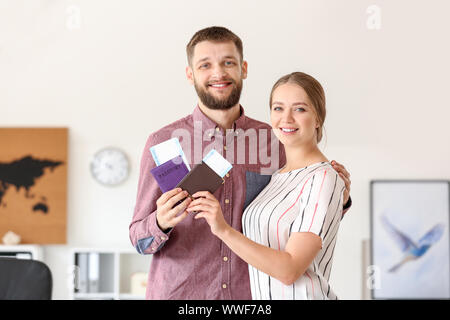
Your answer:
[225,61,235,66]
[199,63,209,69]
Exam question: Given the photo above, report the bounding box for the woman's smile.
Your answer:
[279,127,299,134]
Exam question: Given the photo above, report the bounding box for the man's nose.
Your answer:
[211,63,227,79]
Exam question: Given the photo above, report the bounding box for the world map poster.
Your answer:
[0,128,68,244]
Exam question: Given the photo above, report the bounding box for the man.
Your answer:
[129,26,352,299]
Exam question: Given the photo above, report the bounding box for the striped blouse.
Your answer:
[242,162,345,300]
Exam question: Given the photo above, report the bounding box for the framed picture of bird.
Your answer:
[370,180,450,299]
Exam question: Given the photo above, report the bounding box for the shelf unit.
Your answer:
[69,248,151,300]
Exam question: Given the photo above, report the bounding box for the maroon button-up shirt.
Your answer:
[129,105,285,299]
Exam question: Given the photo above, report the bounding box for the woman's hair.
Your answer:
[269,72,326,143]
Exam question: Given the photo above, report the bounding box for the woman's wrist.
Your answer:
[215,223,232,240]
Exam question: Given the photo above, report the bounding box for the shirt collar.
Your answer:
[192,104,247,133]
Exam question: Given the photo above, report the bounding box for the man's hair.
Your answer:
[186,26,243,65]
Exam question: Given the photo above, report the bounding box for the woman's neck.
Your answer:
[282,143,328,172]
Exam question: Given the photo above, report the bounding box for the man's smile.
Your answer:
[208,81,233,90]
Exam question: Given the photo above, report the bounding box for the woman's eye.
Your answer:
[272,106,282,111]
[295,107,306,112]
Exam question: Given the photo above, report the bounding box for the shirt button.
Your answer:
[216,127,220,132]
[161,236,167,241]
[225,199,230,204]
[222,284,227,289]
[223,256,228,262]
[226,173,230,178]
[224,146,227,151]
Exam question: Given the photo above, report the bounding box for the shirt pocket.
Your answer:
[244,170,272,210]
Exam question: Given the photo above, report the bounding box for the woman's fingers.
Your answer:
[192,191,215,200]
[189,197,217,208]
[194,212,206,220]
[187,204,212,213]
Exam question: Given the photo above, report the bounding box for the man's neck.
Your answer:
[198,102,241,130]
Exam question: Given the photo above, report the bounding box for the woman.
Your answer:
[187,72,346,300]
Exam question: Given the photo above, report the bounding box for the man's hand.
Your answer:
[331,160,351,205]
[156,188,192,231]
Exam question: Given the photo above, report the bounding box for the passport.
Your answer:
[150,156,189,193]
[176,161,224,197]
[149,146,232,210]
[149,137,191,171]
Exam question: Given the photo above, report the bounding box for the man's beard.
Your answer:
[194,79,243,110]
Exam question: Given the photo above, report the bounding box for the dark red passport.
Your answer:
[175,161,224,197]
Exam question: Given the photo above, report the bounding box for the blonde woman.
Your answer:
[187,72,346,300]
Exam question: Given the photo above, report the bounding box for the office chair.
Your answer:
[0,257,52,300]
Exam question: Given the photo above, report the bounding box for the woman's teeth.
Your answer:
[281,128,298,132]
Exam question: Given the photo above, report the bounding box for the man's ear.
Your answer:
[241,60,248,80]
[186,66,194,85]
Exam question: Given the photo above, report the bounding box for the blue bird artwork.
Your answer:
[381,215,445,273]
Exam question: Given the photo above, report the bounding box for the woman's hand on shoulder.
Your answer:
[187,191,230,237]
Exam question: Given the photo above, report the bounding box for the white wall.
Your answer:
[1,0,449,299]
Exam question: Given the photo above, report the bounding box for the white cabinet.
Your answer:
[69,248,151,300]
[0,245,43,261]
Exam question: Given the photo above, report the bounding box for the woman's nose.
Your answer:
[282,110,294,122]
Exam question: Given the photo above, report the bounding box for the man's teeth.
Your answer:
[210,83,229,87]
[281,128,297,132]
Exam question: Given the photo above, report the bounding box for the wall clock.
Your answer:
[90,147,130,186]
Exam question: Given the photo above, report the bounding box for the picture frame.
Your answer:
[370,180,450,299]
[0,128,68,244]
